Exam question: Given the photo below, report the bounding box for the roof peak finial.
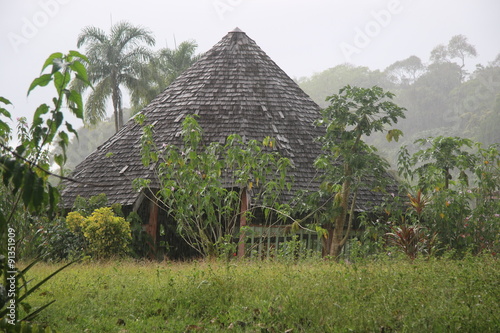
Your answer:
[231,27,243,33]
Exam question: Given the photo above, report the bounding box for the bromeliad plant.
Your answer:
[135,114,292,258]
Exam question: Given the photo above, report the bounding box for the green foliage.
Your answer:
[402,136,476,191]
[127,212,153,258]
[385,55,425,85]
[76,21,156,131]
[136,115,292,258]
[131,40,200,113]
[71,193,108,217]
[66,208,132,259]
[299,36,499,168]
[299,64,391,108]
[214,234,238,262]
[0,51,89,219]
[313,85,406,258]
[23,257,500,332]
[397,137,500,255]
[37,216,84,262]
[275,235,319,262]
[0,51,90,329]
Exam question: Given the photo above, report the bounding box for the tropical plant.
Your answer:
[406,189,431,219]
[131,40,200,112]
[0,50,90,329]
[386,223,437,259]
[76,21,156,132]
[313,85,406,259]
[135,114,292,258]
[398,137,500,255]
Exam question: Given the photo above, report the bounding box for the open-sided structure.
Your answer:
[62,28,393,257]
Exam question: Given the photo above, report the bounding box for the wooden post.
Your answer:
[146,199,159,256]
[237,188,248,258]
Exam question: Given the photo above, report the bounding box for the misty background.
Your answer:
[1,0,499,169]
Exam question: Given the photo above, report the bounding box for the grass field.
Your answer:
[22,255,500,332]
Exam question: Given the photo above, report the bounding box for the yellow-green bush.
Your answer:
[66,207,132,258]
[66,211,86,234]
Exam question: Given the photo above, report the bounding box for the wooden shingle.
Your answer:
[61,28,394,211]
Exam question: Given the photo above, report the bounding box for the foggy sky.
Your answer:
[1,0,499,128]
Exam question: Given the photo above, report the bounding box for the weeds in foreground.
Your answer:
[22,255,500,332]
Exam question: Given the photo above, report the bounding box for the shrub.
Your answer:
[67,208,132,259]
[38,216,86,261]
[72,193,108,217]
[386,223,438,259]
[66,211,86,234]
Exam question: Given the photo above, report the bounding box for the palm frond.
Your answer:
[112,21,155,52]
[77,26,108,48]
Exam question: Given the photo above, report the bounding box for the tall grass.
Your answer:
[24,255,499,332]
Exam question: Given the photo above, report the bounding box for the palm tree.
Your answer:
[130,40,200,113]
[160,40,200,83]
[76,21,155,132]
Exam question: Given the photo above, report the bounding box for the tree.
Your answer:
[429,35,477,82]
[135,115,291,258]
[314,85,405,258]
[448,34,477,69]
[399,136,477,192]
[430,35,477,69]
[403,61,462,131]
[159,40,201,84]
[299,64,391,108]
[492,53,500,67]
[385,55,425,85]
[76,21,155,132]
[451,64,500,145]
[131,40,200,112]
[430,44,449,64]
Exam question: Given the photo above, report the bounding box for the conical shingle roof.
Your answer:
[62,28,396,211]
[62,28,325,207]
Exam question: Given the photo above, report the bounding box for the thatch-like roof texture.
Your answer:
[62,28,392,211]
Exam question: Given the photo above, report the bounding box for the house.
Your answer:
[61,28,395,258]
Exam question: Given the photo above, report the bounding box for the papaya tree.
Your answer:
[398,136,477,192]
[314,85,406,258]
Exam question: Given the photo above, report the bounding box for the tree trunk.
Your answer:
[328,178,351,258]
[237,188,249,258]
[444,167,451,190]
[112,90,119,133]
[112,83,123,132]
[321,226,334,257]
